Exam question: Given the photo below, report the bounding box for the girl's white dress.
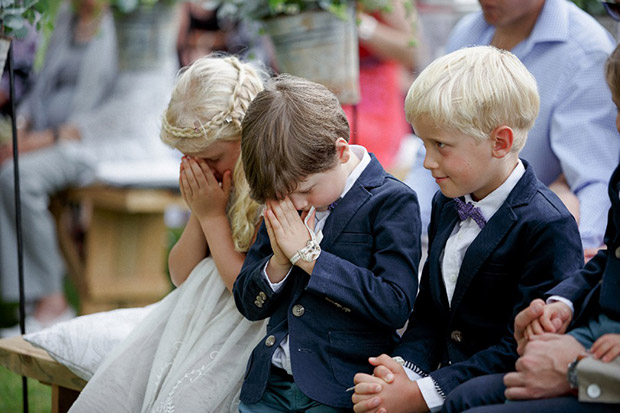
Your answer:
[69,258,267,413]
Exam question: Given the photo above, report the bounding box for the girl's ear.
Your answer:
[491,126,514,158]
[336,137,351,163]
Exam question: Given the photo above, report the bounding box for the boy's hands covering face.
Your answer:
[264,197,316,261]
[180,156,231,220]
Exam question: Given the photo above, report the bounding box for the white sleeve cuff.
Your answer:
[403,366,423,381]
[263,257,291,292]
[547,295,574,314]
[417,377,445,412]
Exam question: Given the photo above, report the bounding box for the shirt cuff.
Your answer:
[417,377,445,412]
[547,295,574,314]
[403,365,423,381]
[263,257,292,292]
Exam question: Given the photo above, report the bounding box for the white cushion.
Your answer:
[23,305,155,380]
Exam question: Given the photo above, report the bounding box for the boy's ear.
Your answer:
[491,126,514,158]
[336,137,350,163]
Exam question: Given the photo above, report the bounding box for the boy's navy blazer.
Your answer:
[547,163,620,324]
[395,160,584,395]
[233,155,421,408]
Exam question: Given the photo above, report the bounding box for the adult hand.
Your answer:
[514,299,572,355]
[179,156,231,221]
[504,333,586,400]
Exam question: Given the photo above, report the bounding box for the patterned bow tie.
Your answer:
[454,197,486,229]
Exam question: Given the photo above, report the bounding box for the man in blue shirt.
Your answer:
[406,0,618,260]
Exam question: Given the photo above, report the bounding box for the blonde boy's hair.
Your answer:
[241,74,350,203]
[160,54,266,252]
[606,44,620,103]
[405,46,539,152]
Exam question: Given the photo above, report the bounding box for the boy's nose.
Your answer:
[291,197,307,211]
[423,153,438,170]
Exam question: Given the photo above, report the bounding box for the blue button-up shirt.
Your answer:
[406,0,618,248]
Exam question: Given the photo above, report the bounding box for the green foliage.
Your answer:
[109,0,178,15]
[571,0,606,15]
[0,0,53,38]
[0,367,52,413]
[216,0,402,21]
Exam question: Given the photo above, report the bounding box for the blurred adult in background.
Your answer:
[405,0,618,260]
[0,23,38,118]
[0,0,118,334]
[176,1,273,68]
[343,0,426,170]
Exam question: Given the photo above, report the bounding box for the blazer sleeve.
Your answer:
[546,205,614,309]
[306,188,421,329]
[431,211,584,394]
[394,191,444,372]
[233,221,283,321]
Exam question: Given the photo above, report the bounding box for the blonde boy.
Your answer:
[352,46,584,412]
[233,74,421,411]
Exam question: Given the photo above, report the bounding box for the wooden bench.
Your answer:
[52,185,186,314]
[0,336,86,413]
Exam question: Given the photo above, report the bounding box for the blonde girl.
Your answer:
[70,55,268,413]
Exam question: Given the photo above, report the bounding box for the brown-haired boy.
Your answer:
[233,74,421,411]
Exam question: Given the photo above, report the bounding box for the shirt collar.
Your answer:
[464,159,525,222]
[341,145,371,199]
[314,145,370,220]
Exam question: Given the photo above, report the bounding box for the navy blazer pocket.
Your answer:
[336,232,373,245]
[328,331,395,387]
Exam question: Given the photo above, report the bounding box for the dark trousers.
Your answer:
[442,373,620,413]
[238,367,350,413]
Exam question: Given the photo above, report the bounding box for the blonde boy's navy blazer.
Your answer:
[396,160,584,396]
[547,162,620,325]
[233,155,421,408]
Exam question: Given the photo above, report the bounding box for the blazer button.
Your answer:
[254,299,263,308]
[615,246,620,259]
[259,291,267,300]
[450,330,463,343]
[587,384,601,399]
[292,304,305,317]
[265,335,276,347]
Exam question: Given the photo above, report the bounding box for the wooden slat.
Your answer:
[0,336,86,391]
[68,186,184,213]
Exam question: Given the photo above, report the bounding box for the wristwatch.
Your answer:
[289,238,321,265]
[567,354,587,392]
[289,206,321,265]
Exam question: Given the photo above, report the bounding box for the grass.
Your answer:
[0,366,51,413]
[0,225,184,412]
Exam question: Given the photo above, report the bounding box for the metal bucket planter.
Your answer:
[114,3,177,71]
[0,36,10,73]
[261,6,360,105]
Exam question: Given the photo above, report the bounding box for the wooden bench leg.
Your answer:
[52,384,80,413]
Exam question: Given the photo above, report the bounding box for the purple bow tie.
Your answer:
[454,197,486,229]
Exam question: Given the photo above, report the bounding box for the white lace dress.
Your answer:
[69,258,267,413]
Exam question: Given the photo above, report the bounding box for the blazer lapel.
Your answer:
[449,160,537,313]
[319,155,383,250]
[450,205,518,312]
[428,200,460,308]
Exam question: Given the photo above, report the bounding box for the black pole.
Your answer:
[8,39,29,413]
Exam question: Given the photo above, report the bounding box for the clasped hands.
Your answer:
[264,197,317,282]
[505,298,620,400]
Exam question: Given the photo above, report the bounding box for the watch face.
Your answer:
[300,240,321,262]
